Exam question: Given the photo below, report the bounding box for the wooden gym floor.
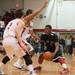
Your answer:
[0,53,75,75]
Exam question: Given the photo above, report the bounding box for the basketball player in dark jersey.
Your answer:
[34,25,69,74]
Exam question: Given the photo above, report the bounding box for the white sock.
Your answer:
[28,64,34,72]
[62,63,67,69]
[0,62,4,73]
[16,59,21,65]
[0,62,3,67]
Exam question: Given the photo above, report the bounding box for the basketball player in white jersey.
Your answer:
[14,20,38,69]
[0,0,48,75]
[13,9,40,69]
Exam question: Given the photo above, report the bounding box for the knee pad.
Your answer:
[2,56,10,64]
[23,52,32,66]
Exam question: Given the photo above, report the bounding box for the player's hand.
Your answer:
[44,0,48,4]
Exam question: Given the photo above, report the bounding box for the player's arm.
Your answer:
[52,33,59,56]
[23,0,48,22]
[53,42,59,55]
[16,22,28,51]
[30,30,40,42]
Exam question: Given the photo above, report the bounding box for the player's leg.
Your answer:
[34,44,45,71]
[14,42,35,69]
[0,54,10,75]
[53,49,69,74]
[34,53,44,71]
[23,52,36,75]
[15,44,36,75]
[0,37,19,74]
[0,44,14,74]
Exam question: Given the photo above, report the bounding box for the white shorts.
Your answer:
[3,37,26,59]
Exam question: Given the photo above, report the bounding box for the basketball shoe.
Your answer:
[34,66,42,71]
[0,66,5,75]
[13,62,23,69]
[59,68,69,74]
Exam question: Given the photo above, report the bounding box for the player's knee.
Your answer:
[58,57,65,64]
[23,52,32,66]
[2,56,10,64]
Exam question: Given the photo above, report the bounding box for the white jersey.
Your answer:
[3,18,24,38]
[22,21,33,41]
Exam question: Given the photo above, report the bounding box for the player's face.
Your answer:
[44,27,51,34]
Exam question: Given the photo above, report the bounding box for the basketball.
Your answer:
[43,51,53,61]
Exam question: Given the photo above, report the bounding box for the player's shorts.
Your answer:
[3,37,26,59]
[73,41,75,48]
[52,49,64,62]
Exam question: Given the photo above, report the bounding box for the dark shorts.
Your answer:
[52,49,64,62]
[73,41,75,48]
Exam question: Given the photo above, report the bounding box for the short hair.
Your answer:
[15,9,24,18]
[45,25,52,29]
[26,9,33,16]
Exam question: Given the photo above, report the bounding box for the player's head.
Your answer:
[26,9,33,16]
[44,25,52,34]
[26,9,34,27]
[45,25,52,29]
[15,9,24,18]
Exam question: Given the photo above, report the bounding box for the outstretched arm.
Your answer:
[23,0,48,22]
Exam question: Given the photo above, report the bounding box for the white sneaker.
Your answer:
[0,69,5,75]
[13,63,23,69]
[59,68,69,74]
